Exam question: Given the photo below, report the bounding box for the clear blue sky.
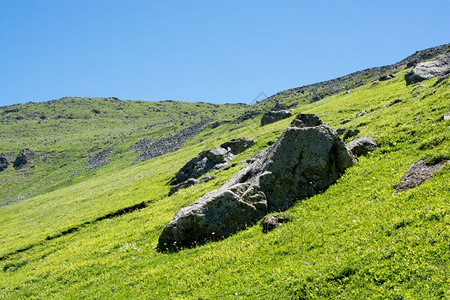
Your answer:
[0,0,449,106]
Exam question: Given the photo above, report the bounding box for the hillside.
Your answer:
[0,45,449,299]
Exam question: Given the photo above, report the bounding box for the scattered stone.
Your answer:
[395,159,448,193]
[169,178,200,196]
[441,112,450,121]
[340,119,351,124]
[130,120,210,164]
[170,137,255,185]
[370,81,379,87]
[388,98,402,106]
[236,111,260,123]
[379,74,394,81]
[336,127,347,135]
[158,113,354,250]
[261,216,289,233]
[87,147,115,170]
[346,136,377,156]
[13,149,35,169]
[260,110,292,126]
[434,73,450,86]
[343,129,360,141]
[405,53,450,85]
[0,154,10,172]
[271,102,287,111]
[356,110,367,118]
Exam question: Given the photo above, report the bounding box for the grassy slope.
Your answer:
[0,97,250,204]
[0,72,449,299]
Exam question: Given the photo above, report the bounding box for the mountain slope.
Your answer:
[0,47,449,299]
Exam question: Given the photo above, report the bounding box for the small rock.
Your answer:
[356,110,367,118]
[261,216,288,233]
[13,149,35,169]
[340,119,351,124]
[388,98,402,106]
[395,159,448,193]
[346,136,377,156]
[441,112,450,121]
[379,75,393,81]
[260,110,292,126]
[343,129,360,141]
[168,178,200,196]
[336,127,347,135]
[370,81,379,87]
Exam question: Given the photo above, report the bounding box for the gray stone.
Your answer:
[13,149,35,169]
[343,129,360,141]
[158,113,354,250]
[442,112,450,121]
[340,119,351,124]
[260,110,292,126]
[169,178,200,196]
[171,137,255,185]
[336,127,347,135]
[261,215,288,233]
[199,176,215,183]
[356,110,367,118]
[346,136,377,156]
[405,53,450,85]
[387,98,402,106]
[395,159,448,193]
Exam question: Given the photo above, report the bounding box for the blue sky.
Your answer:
[0,0,449,106]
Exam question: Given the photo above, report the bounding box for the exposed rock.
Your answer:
[87,147,114,170]
[340,119,351,124]
[441,112,450,121]
[130,120,210,164]
[158,113,354,250]
[261,215,288,233]
[13,149,35,169]
[168,176,216,196]
[271,102,287,111]
[379,74,395,81]
[434,73,450,86]
[169,178,200,196]
[260,110,292,126]
[395,159,448,193]
[388,98,402,106]
[346,136,377,157]
[336,127,347,135]
[356,110,367,118]
[343,129,360,141]
[171,137,255,185]
[405,53,450,85]
[236,111,260,123]
[0,154,10,172]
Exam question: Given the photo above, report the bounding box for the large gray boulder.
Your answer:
[405,53,450,85]
[260,110,292,126]
[171,137,255,185]
[158,113,354,250]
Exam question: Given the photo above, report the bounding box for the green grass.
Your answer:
[0,71,449,299]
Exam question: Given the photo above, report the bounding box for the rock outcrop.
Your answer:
[405,53,450,85]
[87,147,115,170]
[170,137,255,186]
[346,136,377,157]
[343,129,360,141]
[158,113,354,250]
[13,149,35,169]
[0,154,11,172]
[260,110,292,126]
[395,159,448,193]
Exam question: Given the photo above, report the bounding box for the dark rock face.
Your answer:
[261,216,288,233]
[260,110,292,126]
[171,137,255,185]
[0,154,10,172]
[169,178,200,196]
[388,98,402,106]
[158,113,354,250]
[343,129,360,141]
[336,127,347,135]
[395,159,448,193]
[346,136,377,157]
[87,148,115,170]
[405,53,450,85]
[13,149,35,169]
